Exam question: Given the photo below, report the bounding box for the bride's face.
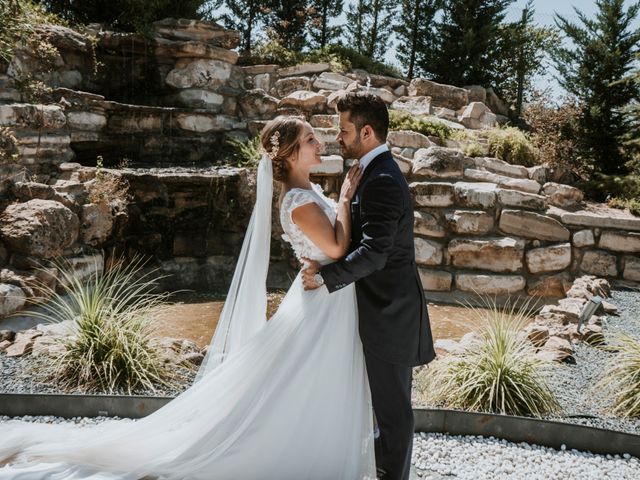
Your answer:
[291,123,322,173]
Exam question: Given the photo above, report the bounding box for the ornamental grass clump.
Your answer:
[417,298,560,417]
[28,256,173,394]
[482,126,538,167]
[598,333,640,418]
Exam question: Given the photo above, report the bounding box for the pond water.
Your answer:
[149,293,497,349]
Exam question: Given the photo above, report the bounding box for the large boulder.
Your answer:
[458,102,497,129]
[279,90,327,111]
[499,210,570,241]
[239,89,279,119]
[445,210,494,235]
[410,182,455,207]
[81,202,114,246]
[408,79,469,110]
[525,243,572,274]
[391,96,432,115]
[0,199,79,258]
[412,146,464,179]
[455,274,526,294]
[0,283,26,317]
[542,182,584,208]
[272,76,312,98]
[448,237,524,273]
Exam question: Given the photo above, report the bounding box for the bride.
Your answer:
[0,116,376,479]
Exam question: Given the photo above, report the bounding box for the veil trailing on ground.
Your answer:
[195,154,273,381]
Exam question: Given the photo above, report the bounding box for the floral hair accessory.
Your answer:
[263,131,280,160]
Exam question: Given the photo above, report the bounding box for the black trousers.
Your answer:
[364,349,414,480]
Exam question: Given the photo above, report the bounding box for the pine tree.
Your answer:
[345,0,396,61]
[308,0,344,49]
[553,0,640,174]
[422,0,515,87]
[493,1,559,116]
[219,0,264,53]
[263,0,310,52]
[393,0,441,79]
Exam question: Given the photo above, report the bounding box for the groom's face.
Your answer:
[337,112,364,160]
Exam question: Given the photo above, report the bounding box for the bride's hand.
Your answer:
[339,161,363,202]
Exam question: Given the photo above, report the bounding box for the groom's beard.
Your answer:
[340,137,364,161]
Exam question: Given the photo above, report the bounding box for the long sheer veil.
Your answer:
[195,154,273,381]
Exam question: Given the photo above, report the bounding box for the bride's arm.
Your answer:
[291,163,362,260]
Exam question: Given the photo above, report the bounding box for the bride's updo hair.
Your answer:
[260,116,306,182]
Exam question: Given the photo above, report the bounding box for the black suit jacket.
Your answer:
[320,150,436,367]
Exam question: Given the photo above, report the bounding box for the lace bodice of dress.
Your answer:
[280,183,338,265]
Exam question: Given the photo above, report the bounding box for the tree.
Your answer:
[393,0,440,79]
[345,0,396,61]
[34,0,216,32]
[219,0,264,53]
[308,0,344,49]
[623,56,640,171]
[421,0,515,87]
[553,0,640,174]
[493,1,559,116]
[262,0,310,52]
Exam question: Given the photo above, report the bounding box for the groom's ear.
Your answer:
[361,124,374,141]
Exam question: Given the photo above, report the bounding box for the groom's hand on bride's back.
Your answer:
[301,258,322,290]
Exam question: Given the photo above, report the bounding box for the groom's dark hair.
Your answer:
[336,93,388,142]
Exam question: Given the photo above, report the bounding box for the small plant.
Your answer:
[608,197,640,216]
[416,298,560,417]
[481,126,538,167]
[0,126,19,163]
[26,256,174,394]
[389,110,453,142]
[463,142,486,157]
[87,155,130,205]
[225,135,262,167]
[598,333,640,418]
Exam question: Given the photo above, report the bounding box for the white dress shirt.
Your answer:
[359,144,390,172]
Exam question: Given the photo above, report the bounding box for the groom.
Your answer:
[302,92,436,480]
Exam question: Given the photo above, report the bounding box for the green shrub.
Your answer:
[608,197,640,216]
[416,298,560,417]
[599,333,640,418]
[0,127,19,163]
[577,173,640,203]
[225,135,262,167]
[463,142,486,157]
[27,256,174,394]
[481,126,538,167]
[389,110,453,142]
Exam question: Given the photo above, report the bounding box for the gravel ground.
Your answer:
[0,353,197,397]
[539,289,640,434]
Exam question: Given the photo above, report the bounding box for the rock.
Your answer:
[448,237,524,273]
[176,113,245,133]
[313,127,340,155]
[239,89,279,119]
[463,169,541,194]
[174,89,224,109]
[4,329,43,357]
[412,147,464,179]
[445,210,494,235]
[572,229,595,248]
[499,209,570,241]
[455,274,526,294]
[153,38,239,63]
[458,102,497,129]
[410,182,455,207]
[553,207,640,232]
[0,199,79,258]
[527,325,550,347]
[485,87,510,117]
[580,250,618,277]
[0,283,26,317]
[0,330,15,342]
[273,76,312,98]
[279,90,326,111]
[365,87,396,104]
[0,103,66,129]
[152,18,240,48]
[393,85,407,97]
[465,85,487,104]
[0,340,10,351]
[454,182,497,209]
[527,273,572,298]
[542,182,584,208]
[278,62,330,77]
[391,96,432,115]
[241,64,278,75]
[581,324,604,346]
[31,335,67,357]
[496,189,546,211]
[388,130,433,149]
[433,338,461,355]
[526,243,572,274]
[528,165,547,184]
[599,231,640,253]
[415,238,444,265]
[623,255,640,281]
[418,269,452,291]
[309,155,343,175]
[313,71,352,91]
[62,254,104,285]
[80,202,114,246]
[536,336,573,363]
[414,211,446,238]
[165,59,233,89]
[472,157,529,179]
[408,78,469,110]
[181,351,205,365]
[66,111,107,132]
[309,114,338,128]
[252,72,271,91]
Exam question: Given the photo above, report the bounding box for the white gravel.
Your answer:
[412,432,640,479]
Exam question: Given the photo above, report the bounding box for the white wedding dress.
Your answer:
[0,171,376,479]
